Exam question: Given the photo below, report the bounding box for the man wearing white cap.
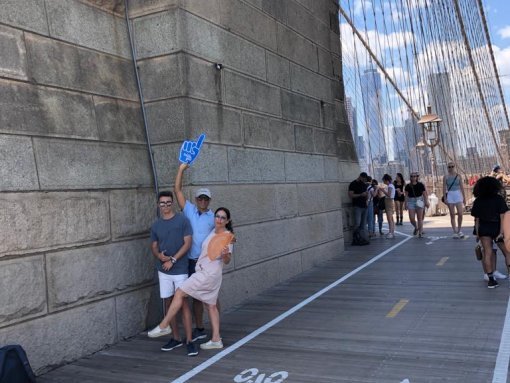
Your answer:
[175,163,215,341]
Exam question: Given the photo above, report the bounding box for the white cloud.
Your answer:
[498,26,510,38]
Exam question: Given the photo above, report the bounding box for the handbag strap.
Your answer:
[446,174,458,192]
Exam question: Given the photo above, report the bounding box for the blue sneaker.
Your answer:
[161,339,182,352]
[192,328,207,341]
[186,342,198,356]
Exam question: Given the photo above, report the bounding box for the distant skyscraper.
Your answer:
[393,125,408,164]
[361,68,387,165]
[428,72,456,161]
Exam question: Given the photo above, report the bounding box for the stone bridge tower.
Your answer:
[0,0,358,372]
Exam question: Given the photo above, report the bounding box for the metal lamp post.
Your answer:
[418,105,442,194]
[415,139,426,177]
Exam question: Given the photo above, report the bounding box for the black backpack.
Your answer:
[0,345,36,383]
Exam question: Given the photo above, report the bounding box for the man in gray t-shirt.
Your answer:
[148,191,198,356]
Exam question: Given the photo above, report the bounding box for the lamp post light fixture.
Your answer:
[418,105,442,194]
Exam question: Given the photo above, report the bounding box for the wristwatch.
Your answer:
[170,256,177,264]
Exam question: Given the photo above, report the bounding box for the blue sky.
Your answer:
[484,0,510,104]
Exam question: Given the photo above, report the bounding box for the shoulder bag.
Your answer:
[442,175,458,203]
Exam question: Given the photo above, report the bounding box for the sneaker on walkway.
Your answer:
[386,233,395,239]
[186,342,198,356]
[452,233,459,239]
[192,328,207,341]
[488,279,499,289]
[418,233,423,238]
[413,228,418,236]
[484,271,508,281]
[161,339,182,352]
[458,231,465,239]
[148,325,171,338]
[200,339,223,350]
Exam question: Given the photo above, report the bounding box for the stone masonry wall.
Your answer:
[0,0,359,373]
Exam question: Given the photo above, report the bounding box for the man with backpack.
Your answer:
[349,172,370,245]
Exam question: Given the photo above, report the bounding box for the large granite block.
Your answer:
[0,299,117,373]
[46,239,153,310]
[281,90,321,125]
[285,152,325,181]
[26,34,137,100]
[261,0,288,23]
[146,98,186,143]
[301,238,342,270]
[277,251,303,283]
[243,112,271,148]
[290,62,332,101]
[338,140,357,161]
[225,71,281,116]
[153,143,229,186]
[34,138,152,189]
[322,101,337,131]
[0,135,39,191]
[182,11,266,80]
[324,156,340,181]
[227,258,280,304]
[147,97,242,145]
[94,96,145,143]
[295,124,314,153]
[47,0,130,57]
[0,79,98,139]
[234,212,339,267]
[137,54,185,101]
[219,0,277,50]
[0,0,49,35]
[275,184,298,218]
[0,25,27,80]
[297,183,342,215]
[269,119,295,151]
[266,51,290,89]
[186,56,222,103]
[180,0,221,24]
[128,0,178,18]
[228,147,285,182]
[188,99,242,145]
[0,192,109,257]
[287,2,330,49]
[133,8,179,58]
[277,24,318,71]
[317,47,334,79]
[209,184,278,226]
[110,189,156,239]
[315,129,338,155]
[0,255,46,326]
[115,287,153,339]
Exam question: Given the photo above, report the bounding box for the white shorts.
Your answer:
[446,190,463,204]
[158,272,188,299]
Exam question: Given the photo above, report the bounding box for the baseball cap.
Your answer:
[195,188,212,198]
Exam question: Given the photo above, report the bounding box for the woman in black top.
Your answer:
[471,176,510,288]
[404,172,429,238]
[393,173,406,226]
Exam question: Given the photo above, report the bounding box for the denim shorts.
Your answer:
[407,197,424,210]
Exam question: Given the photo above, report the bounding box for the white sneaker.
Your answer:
[386,233,395,239]
[200,339,223,350]
[148,325,172,338]
[458,231,465,239]
[484,272,508,281]
[452,233,459,239]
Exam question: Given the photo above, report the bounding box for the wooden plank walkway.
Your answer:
[38,215,510,383]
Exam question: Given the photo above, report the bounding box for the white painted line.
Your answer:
[492,295,510,383]
[171,235,414,383]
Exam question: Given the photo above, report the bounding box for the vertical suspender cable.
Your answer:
[125,1,160,199]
